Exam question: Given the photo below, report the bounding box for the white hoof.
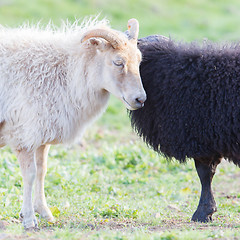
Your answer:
[20,211,38,230]
[34,204,55,222]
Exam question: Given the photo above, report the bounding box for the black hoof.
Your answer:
[191,204,217,223]
[191,211,213,222]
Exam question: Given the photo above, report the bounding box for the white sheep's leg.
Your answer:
[16,149,38,229]
[34,144,54,222]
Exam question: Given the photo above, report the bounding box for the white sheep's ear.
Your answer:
[87,37,110,51]
[126,18,139,42]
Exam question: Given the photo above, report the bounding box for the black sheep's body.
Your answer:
[131,36,240,166]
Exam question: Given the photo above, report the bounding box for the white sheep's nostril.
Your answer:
[135,97,144,104]
[136,94,147,103]
[135,95,146,108]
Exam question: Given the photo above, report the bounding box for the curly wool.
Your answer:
[130,36,240,166]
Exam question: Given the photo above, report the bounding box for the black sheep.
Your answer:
[129,35,240,222]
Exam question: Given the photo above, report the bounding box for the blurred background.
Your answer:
[1,0,240,41]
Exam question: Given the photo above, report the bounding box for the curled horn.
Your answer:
[127,18,139,41]
[81,29,125,49]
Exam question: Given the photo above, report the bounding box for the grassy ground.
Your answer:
[0,0,240,239]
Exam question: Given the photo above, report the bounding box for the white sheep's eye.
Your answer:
[113,60,124,67]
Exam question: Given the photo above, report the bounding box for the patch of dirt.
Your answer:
[1,217,240,240]
[147,218,240,232]
[66,217,240,232]
[0,220,9,230]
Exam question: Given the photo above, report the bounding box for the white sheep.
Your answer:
[0,18,146,229]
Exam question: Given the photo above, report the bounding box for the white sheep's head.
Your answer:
[81,18,146,110]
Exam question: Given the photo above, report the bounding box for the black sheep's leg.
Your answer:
[191,157,221,222]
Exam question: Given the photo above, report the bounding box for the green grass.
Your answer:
[0,0,240,239]
[1,142,240,239]
[1,0,240,41]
